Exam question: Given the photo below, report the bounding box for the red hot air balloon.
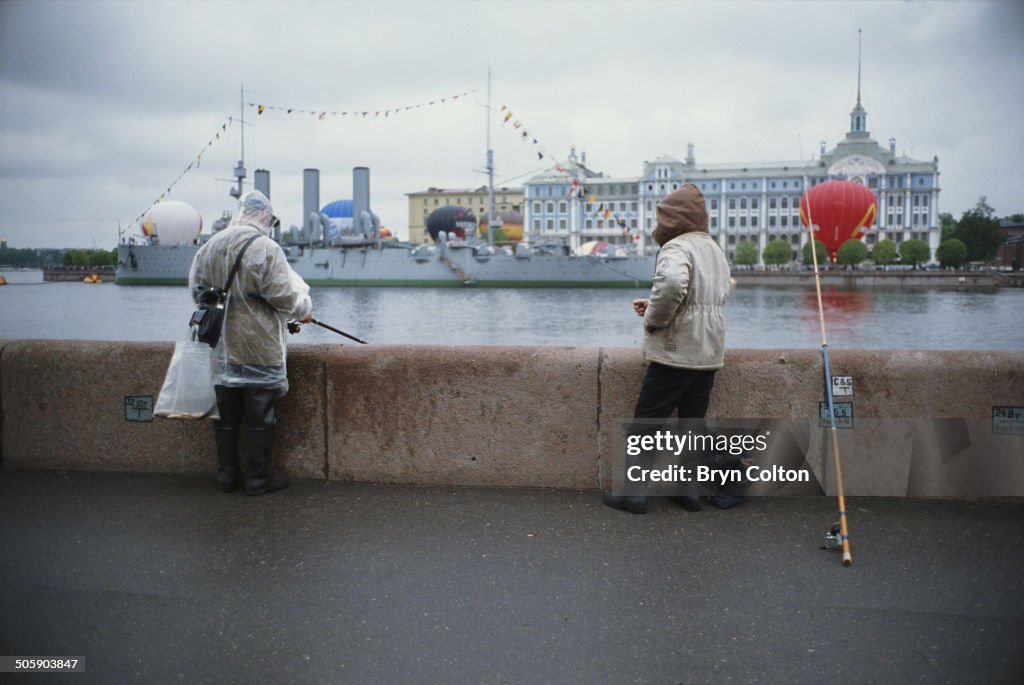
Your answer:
[799,179,877,263]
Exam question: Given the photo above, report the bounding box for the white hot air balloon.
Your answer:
[139,200,203,245]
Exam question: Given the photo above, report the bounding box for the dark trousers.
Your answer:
[214,386,277,433]
[633,362,716,421]
[624,363,717,497]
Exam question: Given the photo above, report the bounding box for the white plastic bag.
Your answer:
[154,340,220,420]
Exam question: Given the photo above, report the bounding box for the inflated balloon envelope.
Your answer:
[799,179,877,262]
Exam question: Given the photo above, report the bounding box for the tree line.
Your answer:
[0,247,117,269]
[732,198,1016,268]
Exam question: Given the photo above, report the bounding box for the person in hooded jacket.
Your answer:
[189,190,313,495]
[604,183,731,514]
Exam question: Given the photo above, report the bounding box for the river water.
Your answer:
[0,270,1021,350]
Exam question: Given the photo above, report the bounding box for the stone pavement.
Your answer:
[1,470,1022,684]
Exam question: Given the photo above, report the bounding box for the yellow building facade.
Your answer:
[407,186,523,244]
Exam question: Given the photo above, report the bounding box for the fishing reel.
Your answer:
[287,320,303,335]
[822,521,843,551]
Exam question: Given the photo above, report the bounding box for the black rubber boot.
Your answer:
[243,389,288,496]
[245,427,289,495]
[213,386,244,493]
[214,428,240,492]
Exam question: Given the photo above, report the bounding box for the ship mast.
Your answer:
[485,67,496,248]
[231,83,246,199]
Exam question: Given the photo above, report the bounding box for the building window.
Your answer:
[546,202,554,213]
[729,216,736,228]
[546,219,554,230]
[559,219,567,230]
[729,199,736,210]
[769,198,777,210]
[740,198,747,210]
[710,199,718,210]
[751,199,759,210]
[533,201,541,214]
[781,197,789,209]
[558,201,567,214]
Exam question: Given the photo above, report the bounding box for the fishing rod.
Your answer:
[287,318,368,344]
[802,181,853,567]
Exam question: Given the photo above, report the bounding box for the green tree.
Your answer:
[899,239,930,268]
[939,212,958,243]
[954,197,1002,262]
[733,239,759,266]
[836,239,869,267]
[801,239,828,265]
[871,239,898,266]
[88,249,115,266]
[763,239,794,266]
[63,250,85,267]
[0,247,46,268]
[936,239,967,268]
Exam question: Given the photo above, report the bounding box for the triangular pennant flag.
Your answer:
[258,105,265,115]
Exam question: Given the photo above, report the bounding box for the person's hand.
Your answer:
[632,298,650,317]
[300,312,313,323]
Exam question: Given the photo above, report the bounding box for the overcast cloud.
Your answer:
[1,0,1021,248]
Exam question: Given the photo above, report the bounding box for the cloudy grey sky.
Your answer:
[1,0,1021,248]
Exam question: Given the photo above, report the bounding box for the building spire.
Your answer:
[857,28,862,106]
[848,29,868,137]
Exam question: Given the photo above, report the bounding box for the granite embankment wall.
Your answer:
[1,340,1021,499]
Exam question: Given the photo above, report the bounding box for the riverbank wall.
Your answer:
[1,340,1021,499]
[42,268,115,283]
[730,270,1020,288]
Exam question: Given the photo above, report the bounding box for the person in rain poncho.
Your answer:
[188,190,313,495]
[603,183,732,515]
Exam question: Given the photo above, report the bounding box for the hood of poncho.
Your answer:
[652,183,708,246]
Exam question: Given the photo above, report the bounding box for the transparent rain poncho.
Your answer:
[188,191,312,394]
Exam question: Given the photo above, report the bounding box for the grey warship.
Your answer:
[116,164,655,288]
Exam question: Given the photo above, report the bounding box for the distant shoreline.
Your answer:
[731,270,1020,289]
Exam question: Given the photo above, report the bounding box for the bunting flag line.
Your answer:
[130,116,236,228]
[498,104,566,166]
[249,87,480,120]
[497,103,636,237]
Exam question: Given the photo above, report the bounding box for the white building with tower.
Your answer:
[524,77,940,263]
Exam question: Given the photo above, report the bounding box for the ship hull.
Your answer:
[116,244,655,288]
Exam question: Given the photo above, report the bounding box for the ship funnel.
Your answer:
[303,169,320,237]
[255,169,270,199]
[352,166,372,237]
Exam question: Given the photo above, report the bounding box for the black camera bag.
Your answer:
[190,232,261,348]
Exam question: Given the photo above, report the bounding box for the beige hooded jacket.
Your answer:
[642,184,731,370]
